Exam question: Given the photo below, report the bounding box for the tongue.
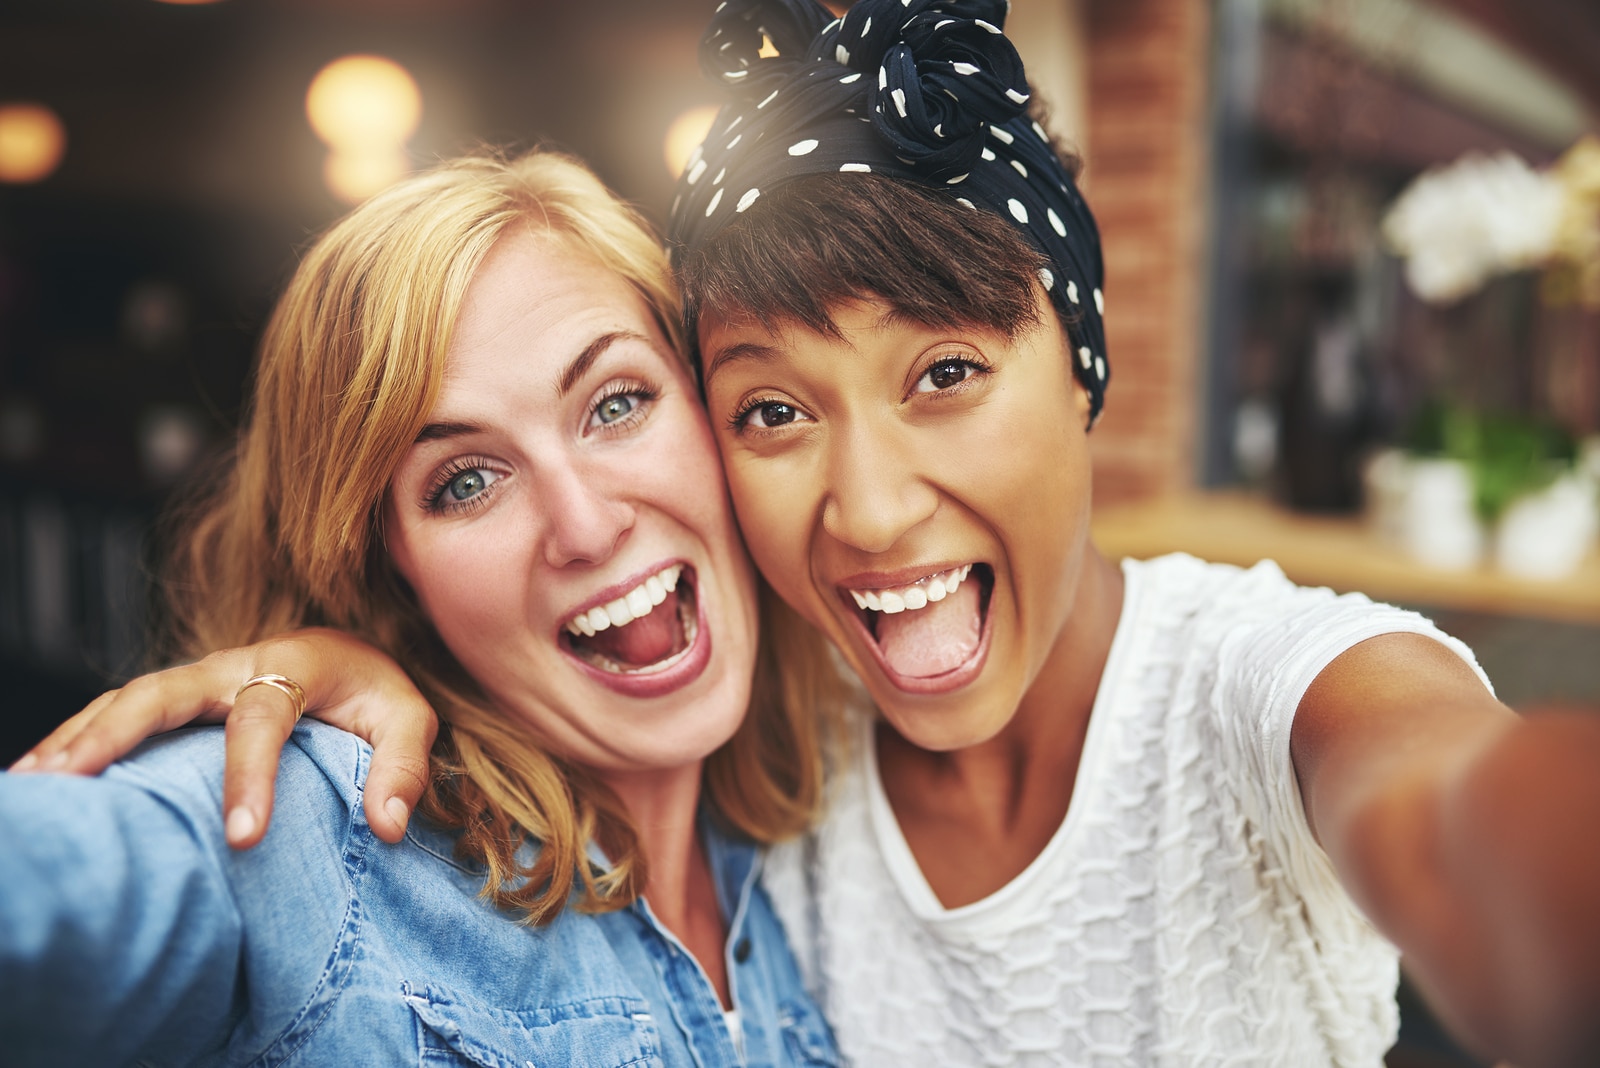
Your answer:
[582,592,685,669]
[874,578,982,678]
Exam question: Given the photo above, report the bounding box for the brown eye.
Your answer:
[914,358,984,394]
[754,402,797,427]
[735,398,810,431]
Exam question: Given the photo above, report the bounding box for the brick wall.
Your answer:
[1084,0,1213,504]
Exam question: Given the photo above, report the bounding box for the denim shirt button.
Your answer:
[733,938,751,963]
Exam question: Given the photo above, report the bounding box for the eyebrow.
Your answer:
[702,307,909,386]
[557,329,652,397]
[414,419,483,444]
[413,329,653,443]
[703,341,783,387]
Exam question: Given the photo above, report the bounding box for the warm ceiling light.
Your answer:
[663,104,721,177]
[0,103,66,184]
[323,148,411,205]
[306,55,421,151]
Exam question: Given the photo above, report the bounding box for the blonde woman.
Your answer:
[0,150,842,1067]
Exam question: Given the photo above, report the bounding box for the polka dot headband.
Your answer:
[667,0,1110,422]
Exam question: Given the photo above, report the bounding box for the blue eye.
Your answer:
[447,468,492,501]
[595,394,637,424]
[424,462,504,514]
[588,385,656,431]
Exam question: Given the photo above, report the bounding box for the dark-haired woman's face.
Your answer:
[701,293,1095,751]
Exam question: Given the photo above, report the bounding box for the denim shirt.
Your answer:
[0,721,838,1068]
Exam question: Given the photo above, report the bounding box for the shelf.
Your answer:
[1091,491,1600,625]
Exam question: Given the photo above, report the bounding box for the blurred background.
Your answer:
[0,0,1596,1059]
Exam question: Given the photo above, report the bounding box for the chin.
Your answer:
[870,685,1018,753]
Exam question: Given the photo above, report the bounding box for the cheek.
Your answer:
[658,408,744,550]
[724,451,819,611]
[383,513,521,647]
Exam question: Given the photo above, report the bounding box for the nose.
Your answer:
[820,420,938,555]
[535,456,635,568]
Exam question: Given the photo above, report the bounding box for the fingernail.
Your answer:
[10,752,39,773]
[385,796,410,829]
[42,751,70,772]
[226,807,258,845]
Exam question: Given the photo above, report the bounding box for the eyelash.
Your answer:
[423,455,502,516]
[914,355,993,396]
[418,380,662,515]
[726,354,994,436]
[589,379,660,434]
[727,395,794,433]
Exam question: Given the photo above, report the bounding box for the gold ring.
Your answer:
[235,673,307,722]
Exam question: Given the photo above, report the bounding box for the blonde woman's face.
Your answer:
[384,230,758,776]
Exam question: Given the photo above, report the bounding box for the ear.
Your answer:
[1072,376,1093,432]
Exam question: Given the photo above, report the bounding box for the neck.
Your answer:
[872,545,1125,907]
[880,543,1124,834]
[601,760,733,1007]
[1001,543,1124,761]
[601,762,706,914]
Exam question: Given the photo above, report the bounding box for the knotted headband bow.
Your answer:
[667,0,1110,422]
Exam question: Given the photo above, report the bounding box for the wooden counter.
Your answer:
[1091,492,1600,625]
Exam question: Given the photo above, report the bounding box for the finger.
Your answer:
[50,666,236,776]
[221,685,302,850]
[10,692,119,772]
[359,697,439,843]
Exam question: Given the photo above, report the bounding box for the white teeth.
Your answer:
[567,564,684,638]
[847,565,975,617]
[604,598,632,628]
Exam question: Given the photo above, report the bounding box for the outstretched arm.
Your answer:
[1294,632,1600,1068]
[10,628,438,848]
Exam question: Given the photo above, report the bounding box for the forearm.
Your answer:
[1339,712,1600,1067]
[0,769,244,1065]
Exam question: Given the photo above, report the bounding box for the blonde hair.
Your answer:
[159,149,846,923]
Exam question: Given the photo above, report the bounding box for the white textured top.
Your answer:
[763,554,1491,1067]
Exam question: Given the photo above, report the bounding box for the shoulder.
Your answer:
[1124,551,1328,621]
[106,718,371,818]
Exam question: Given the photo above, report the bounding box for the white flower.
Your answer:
[1382,151,1563,303]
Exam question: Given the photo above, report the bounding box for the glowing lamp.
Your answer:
[663,104,720,178]
[306,55,421,151]
[0,103,66,184]
[323,147,411,205]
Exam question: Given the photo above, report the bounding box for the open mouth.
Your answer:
[561,563,700,676]
[841,563,994,688]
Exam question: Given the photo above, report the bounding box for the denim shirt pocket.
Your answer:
[404,983,664,1068]
[777,997,840,1067]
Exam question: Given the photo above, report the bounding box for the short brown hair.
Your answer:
[679,172,1059,359]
